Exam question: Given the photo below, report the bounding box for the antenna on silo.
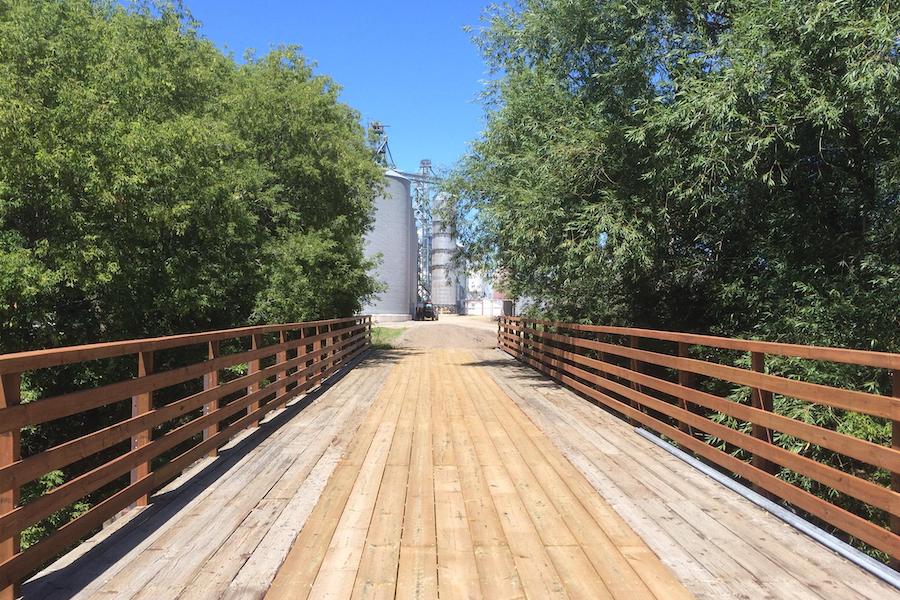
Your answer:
[370,121,395,168]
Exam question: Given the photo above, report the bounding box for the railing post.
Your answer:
[522,320,530,357]
[319,325,328,378]
[286,328,299,389]
[276,330,287,390]
[367,316,372,348]
[304,326,313,383]
[523,320,532,358]
[750,351,776,493]
[1,372,21,600]
[203,340,220,457]
[248,333,262,427]
[677,342,695,436]
[299,327,310,388]
[327,323,336,371]
[627,335,644,424]
[891,370,899,569]
[131,350,154,506]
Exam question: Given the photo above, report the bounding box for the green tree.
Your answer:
[0,0,381,354]
[449,0,900,557]
[452,0,900,346]
[0,0,381,546]
[224,46,382,322]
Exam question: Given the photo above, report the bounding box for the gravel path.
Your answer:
[382,315,499,349]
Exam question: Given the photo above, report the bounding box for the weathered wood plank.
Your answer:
[396,353,438,600]
[351,360,420,599]
[24,352,387,600]
[482,348,898,600]
[448,356,568,599]
[433,465,482,600]
[177,360,387,599]
[264,357,405,600]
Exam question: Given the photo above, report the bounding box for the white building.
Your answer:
[361,169,418,321]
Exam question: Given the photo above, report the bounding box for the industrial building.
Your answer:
[430,192,466,313]
[361,169,418,321]
[363,123,466,318]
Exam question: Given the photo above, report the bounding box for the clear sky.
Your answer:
[178,1,491,174]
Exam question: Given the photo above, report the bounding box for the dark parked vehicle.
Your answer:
[415,301,439,321]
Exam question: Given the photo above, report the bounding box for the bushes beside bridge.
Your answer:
[449,0,900,559]
[0,1,381,547]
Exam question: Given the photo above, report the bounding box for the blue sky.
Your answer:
[178,1,491,174]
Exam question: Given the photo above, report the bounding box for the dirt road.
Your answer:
[379,315,498,349]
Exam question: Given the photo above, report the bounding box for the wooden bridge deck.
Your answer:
[25,343,899,599]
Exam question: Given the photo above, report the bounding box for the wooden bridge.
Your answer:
[1,316,899,599]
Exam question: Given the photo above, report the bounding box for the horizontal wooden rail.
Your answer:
[0,318,357,375]
[502,316,900,370]
[498,316,900,563]
[0,316,372,596]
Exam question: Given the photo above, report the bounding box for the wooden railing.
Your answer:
[498,316,900,563]
[0,316,372,597]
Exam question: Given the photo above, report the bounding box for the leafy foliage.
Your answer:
[450,0,900,557]
[0,0,380,547]
[19,471,90,549]
[0,0,381,356]
[370,326,405,350]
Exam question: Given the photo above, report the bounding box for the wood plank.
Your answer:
[303,354,413,598]
[351,359,421,599]
[177,361,389,600]
[482,350,897,600]
[536,378,859,599]
[443,353,523,600]
[350,465,409,599]
[434,465,482,600]
[224,359,388,598]
[264,355,407,600]
[545,546,614,600]
[447,356,568,599]
[458,352,654,599]
[431,351,456,467]
[396,354,438,600]
[114,394,347,599]
[466,351,693,600]
[490,368,753,600]
[460,363,580,548]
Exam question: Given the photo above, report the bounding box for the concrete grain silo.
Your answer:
[430,192,461,312]
[363,169,417,321]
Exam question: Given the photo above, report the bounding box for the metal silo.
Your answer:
[363,169,416,320]
[430,192,460,312]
